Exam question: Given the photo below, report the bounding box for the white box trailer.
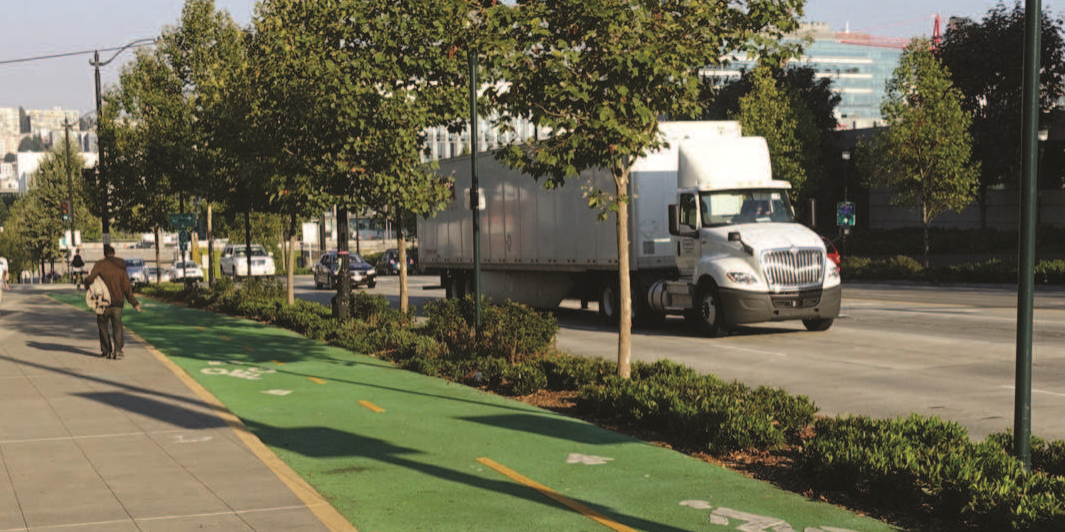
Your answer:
[418,121,841,335]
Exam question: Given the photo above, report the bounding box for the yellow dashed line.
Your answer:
[273,360,286,366]
[477,457,636,532]
[359,401,385,413]
[136,337,356,532]
[308,377,326,384]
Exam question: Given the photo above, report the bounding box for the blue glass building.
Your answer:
[706,22,906,130]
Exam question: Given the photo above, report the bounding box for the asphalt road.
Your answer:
[295,275,1065,442]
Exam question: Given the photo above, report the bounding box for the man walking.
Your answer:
[84,245,141,359]
[0,256,8,316]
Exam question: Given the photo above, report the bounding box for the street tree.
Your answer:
[936,3,1065,227]
[858,39,979,266]
[252,0,466,315]
[10,141,86,277]
[489,0,804,378]
[104,50,185,270]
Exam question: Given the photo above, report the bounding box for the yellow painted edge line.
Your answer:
[308,376,327,385]
[135,332,358,532]
[359,400,385,413]
[273,360,286,366]
[477,457,637,532]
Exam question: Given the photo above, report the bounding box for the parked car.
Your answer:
[170,260,204,284]
[145,265,170,283]
[313,250,377,289]
[377,248,416,275]
[219,243,276,279]
[126,258,148,285]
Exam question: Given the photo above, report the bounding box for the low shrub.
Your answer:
[423,296,558,364]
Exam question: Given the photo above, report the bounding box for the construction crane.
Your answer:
[836,14,942,49]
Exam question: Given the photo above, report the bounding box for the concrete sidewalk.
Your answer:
[0,285,345,532]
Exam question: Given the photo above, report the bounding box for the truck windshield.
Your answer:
[699,189,795,227]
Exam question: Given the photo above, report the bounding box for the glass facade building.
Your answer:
[705,22,905,130]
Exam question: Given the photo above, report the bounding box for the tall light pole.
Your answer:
[90,38,155,245]
[1015,0,1042,473]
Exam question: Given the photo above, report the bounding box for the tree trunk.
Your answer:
[207,202,214,287]
[244,210,252,278]
[396,208,409,314]
[287,212,296,305]
[922,204,931,268]
[614,169,632,379]
[154,226,161,282]
[335,205,350,320]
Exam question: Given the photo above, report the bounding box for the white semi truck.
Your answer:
[417,121,841,336]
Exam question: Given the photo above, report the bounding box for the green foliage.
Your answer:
[859,39,980,264]
[841,254,924,280]
[803,416,1065,530]
[576,362,817,454]
[422,296,558,364]
[736,66,822,201]
[937,4,1065,196]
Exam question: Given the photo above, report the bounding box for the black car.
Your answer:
[377,248,416,275]
[313,251,377,289]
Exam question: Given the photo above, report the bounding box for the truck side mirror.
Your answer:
[668,204,698,238]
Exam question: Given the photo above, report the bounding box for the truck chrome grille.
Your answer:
[761,248,824,289]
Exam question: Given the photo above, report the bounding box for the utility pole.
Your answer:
[63,120,77,276]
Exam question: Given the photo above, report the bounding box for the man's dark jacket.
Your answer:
[85,256,140,309]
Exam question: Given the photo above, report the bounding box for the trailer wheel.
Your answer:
[694,280,729,338]
[802,318,834,331]
[598,283,619,323]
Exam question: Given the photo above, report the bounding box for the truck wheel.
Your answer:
[803,318,834,331]
[632,285,665,329]
[694,280,729,338]
[367,279,377,289]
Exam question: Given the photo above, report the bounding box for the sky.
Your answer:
[2,0,1064,116]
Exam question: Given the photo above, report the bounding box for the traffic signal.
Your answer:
[61,199,71,222]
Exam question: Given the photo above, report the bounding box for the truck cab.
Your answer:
[656,137,842,337]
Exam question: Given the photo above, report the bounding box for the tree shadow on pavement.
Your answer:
[73,391,229,430]
[242,420,695,532]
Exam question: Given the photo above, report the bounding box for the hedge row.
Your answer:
[843,255,1065,285]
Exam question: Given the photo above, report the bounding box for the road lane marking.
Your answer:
[1002,385,1065,398]
[359,400,385,413]
[477,457,637,532]
[307,377,327,384]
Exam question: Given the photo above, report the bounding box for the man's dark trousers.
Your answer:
[97,306,124,356]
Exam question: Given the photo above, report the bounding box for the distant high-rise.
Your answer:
[703,22,908,130]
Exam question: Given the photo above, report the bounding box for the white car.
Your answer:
[170,260,204,284]
[145,266,170,283]
[219,244,276,280]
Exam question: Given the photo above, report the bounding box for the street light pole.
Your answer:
[1015,0,1042,473]
[90,38,155,245]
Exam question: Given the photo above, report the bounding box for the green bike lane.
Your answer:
[52,292,901,532]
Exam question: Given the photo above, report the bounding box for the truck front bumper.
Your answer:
[719,285,841,325]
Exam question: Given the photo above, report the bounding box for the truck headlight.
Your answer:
[827,263,840,280]
[726,271,758,284]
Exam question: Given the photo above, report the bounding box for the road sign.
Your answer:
[836,201,855,228]
[169,213,197,230]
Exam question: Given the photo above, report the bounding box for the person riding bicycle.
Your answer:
[71,249,86,289]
